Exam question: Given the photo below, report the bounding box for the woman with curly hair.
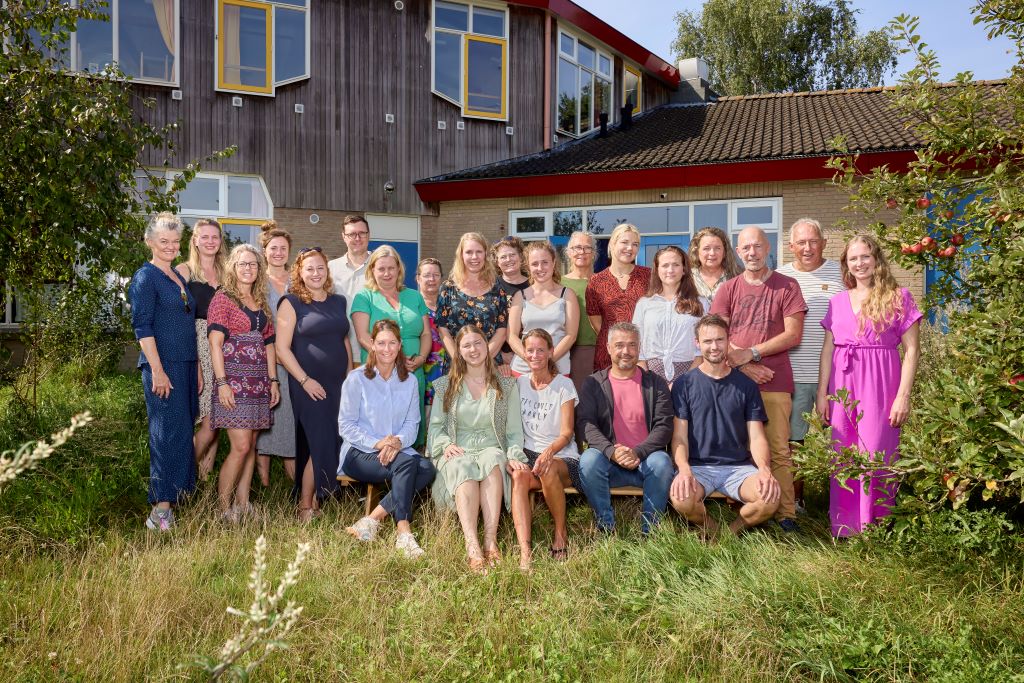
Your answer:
[689,227,742,302]
[207,244,280,522]
[816,234,922,537]
[428,325,528,572]
[275,247,354,522]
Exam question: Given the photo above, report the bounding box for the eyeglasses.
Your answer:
[299,246,323,254]
[569,246,594,253]
[179,289,191,314]
[344,231,369,239]
[236,261,260,270]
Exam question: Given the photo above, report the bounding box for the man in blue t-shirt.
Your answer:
[670,314,780,536]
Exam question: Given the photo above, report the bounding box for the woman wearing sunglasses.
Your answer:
[207,244,280,523]
[128,212,201,532]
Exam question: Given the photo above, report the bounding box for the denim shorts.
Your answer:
[690,464,759,502]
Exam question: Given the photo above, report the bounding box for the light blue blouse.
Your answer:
[337,367,421,471]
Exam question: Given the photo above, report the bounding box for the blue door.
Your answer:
[369,240,419,290]
[637,235,692,268]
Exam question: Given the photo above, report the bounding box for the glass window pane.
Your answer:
[222,3,269,89]
[577,41,595,70]
[434,30,461,102]
[559,33,574,56]
[593,76,611,130]
[624,68,640,111]
[76,3,113,73]
[579,75,592,134]
[119,0,176,81]
[515,216,546,234]
[472,7,504,37]
[274,6,306,83]
[599,54,611,76]
[435,1,468,31]
[737,205,773,225]
[227,176,270,216]
[735,231,779,269]
[465,38,503,114]
[553,211,583,237]
[667,206,690,232]
[694,203,728,230]
[589,207,669,235]
[178,177,221,213]
[223,223,258,248]
[275,0,307,6]
[557,58,578,135]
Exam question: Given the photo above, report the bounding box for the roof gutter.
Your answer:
[413,150,919,203]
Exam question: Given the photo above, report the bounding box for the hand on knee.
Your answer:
[510,468,534,489]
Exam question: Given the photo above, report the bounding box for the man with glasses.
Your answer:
[329,215,374,358]
[777,219,845,504]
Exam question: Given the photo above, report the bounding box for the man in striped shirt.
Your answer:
[777,218,846,454]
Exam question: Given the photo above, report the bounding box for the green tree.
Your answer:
[798,3,1024,535]
[672,0,898,95]
[0,1,231,389]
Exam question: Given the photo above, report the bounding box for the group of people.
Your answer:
[130,212,921,569]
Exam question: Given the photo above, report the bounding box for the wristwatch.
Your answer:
[750,346,762,363]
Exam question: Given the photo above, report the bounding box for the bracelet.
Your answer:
[299,375,310,386]
[215,378,229,388]
[269,378,280,384]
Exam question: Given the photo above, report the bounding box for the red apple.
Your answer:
[917,197,931,210]
[944,210,955,220]
[939,246,956,257]
[951,233,965,246]
[909,243,923,254]
[920,236,936,250]
[886,198,899,210]
[900,244,913,254]
[1010,374,1024,385]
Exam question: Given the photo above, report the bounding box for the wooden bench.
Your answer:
[337,475,382,516]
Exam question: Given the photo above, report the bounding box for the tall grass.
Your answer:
[2,370,1024,681]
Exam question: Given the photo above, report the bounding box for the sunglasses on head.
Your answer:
[299,246,323,254]
[179,289,191,314]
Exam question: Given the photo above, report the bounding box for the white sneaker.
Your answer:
[395,532,425,559]
[345,516,380,542]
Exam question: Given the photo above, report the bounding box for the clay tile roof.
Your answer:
[417,80,1007,184]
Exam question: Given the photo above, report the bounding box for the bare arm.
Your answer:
[265,342,279,408]
[588,315,603,338]
[729,312,806,366]
[669,418,699,502]
[138,337,171,398]
[351,311,372,355]
[815,330,835,419]
[406,315,431,372]
[506,291,527,362]
[552,289,579,362]
[209,329,235,410]
[747,420,780,504]
[487,327,507,360]
[890,321,921,427]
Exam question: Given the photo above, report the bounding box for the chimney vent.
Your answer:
[598,112,608,137]
[620,105,632,130]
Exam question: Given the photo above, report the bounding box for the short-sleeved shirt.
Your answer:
[709,271,807,394]
[777,259,845,383]
[517,374,580,460]
[672,367,767,467]
[586,266,651,371]
[608,368,647,450]
[350,288,428,364]
[435,280,509,344]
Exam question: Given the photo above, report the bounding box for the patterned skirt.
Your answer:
[211,329,272,430]
[648,357,691,385]
[195,319,214,422]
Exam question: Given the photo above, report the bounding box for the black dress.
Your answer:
[281,293,350,500]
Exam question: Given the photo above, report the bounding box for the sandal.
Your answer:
[549,545,568,562]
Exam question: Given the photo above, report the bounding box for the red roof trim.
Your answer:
[414,151,919,203]
[510,0,680,87]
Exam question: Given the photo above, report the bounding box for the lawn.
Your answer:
[1,370,1023,682]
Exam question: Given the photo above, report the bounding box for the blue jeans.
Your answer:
[578,447,674,534]
[341,448,435,522]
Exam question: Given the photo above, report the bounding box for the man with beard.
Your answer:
[710,227,806,531]
[576,322,674,535]
[669,315,780,537]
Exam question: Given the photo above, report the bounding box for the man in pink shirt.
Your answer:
[710,227,807,531]
[576,322,675,534]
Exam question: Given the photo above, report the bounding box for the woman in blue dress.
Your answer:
[275,247,353,522]
[128,212,200,532]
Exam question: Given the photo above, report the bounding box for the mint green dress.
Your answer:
[428,377,526,511]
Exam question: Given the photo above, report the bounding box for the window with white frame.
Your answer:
[510,198,782,269]
[169,171,274,245]
[28,0,180,85]
[215,0,309,96]
[432,0,509,120]
[557,31,612,137]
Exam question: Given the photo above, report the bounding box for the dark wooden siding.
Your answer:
[134,1,667,216]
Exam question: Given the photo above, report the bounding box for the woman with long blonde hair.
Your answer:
[816,234,922,537]
[585,223,650,371]
[428,325,528,572]
[175,218,227,479]
[207,244,279,522]
[435,232,510,371]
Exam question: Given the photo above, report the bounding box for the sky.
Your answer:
[574,0,1017,85]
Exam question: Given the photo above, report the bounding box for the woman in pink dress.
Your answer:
[816,235,922,537]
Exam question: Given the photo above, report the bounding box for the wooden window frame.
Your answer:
[215,0,310,97]
[430,0,509,122]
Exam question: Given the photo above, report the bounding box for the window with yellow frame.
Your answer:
[432,1,508,120]
[216,0,309,96]
[624,64,642,116]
